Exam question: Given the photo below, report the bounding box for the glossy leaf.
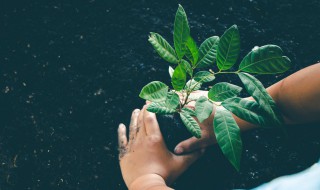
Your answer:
[174,5,190,59]
[139,81,168,102]
[222,97,266,126]
[217,25,240,70]
[185,79,201,91]
[168,66,174,78]
[185,36,199,65]
[172,63,187,91]
[208,82,242,102]
[214,107,242,171]
[195,96,213,123]
[182,107,196,116]
[238,45,291,74]
[165,92,180,109]
[196,36,220,68]
[148,32,179,64]
[181,59,193,77]
[238,72,282,126]
[194,71,215,83]
[147,102,176,114]
[180,112,201,138]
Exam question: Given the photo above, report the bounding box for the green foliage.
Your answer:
[139,81,168,102]
[180,111,201,138]
[148,32,179,64]
[174,4,190,59]
[194,71,215,83]
[185,36,199,65]
[172,63,187,90]
[208,82,242,101]
[196,36,220,68]
[216,25,240,70]
[238,73,283,126]
[214,107,242,171]
[238,45,291,74]
[139,4,291,171]
[195,96,213,123]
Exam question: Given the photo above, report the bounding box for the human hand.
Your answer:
[174,90,218,155]
[118,106,204,189]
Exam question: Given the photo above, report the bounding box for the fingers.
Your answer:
[129,109,140,140]
[118,123,128,159]
[174,148,205,171]
[143,108,161,136]
[174,137,210,154]
[137,106,147,136]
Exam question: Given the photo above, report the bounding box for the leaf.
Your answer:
[181,59,193,77]
[214,106,242,171]
[222,97,267,126]
[180,112,201,138]
[196,36,220,68]
[182,107,196,116]
[238,45,291,74]
[238,72,282,126]
[195,96,213,123]
[165,92,180,109]
[174,4,190,59]
[148,32,179,64]
[185,36,199,65]
[185,79,201,91]
[208,82,242,102]
[168,66,174,78]
[194,71,215,83]
[172,63,187,91]
[216,25,240,70]
[147,102,176,114]
[139,81,168,102]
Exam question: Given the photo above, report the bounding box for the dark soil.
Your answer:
[1,0,320,189]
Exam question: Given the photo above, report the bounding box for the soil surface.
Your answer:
[1,0,320,189]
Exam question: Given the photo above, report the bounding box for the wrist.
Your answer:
[129,174,173,190]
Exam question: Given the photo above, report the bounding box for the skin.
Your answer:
[119,63,320,189]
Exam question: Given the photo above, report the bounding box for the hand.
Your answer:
[118,106,204,189]
[174,90,217,155]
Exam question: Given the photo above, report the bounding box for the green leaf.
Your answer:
[238,45,291,74]
[214,107,242,171]
[185,79,201,91]
[147,102,176,114]
[174,4,190,59]
[222,97,267,126]
[182,107,196,116]
[196,36,220,68]
[181,59,193,77]
[195,96,213,123]
[185,36,199,65]
[139,81,168,102]
[194,71,215,83]
[165,92,180,109]
[148,32,179,64]
[208,82,242,102]
[180,112,201,138]
[217,25,240,70]
[238,72,282,126]
[168,66,174,78]
[172,63,187,91]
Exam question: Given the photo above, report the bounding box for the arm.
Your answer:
[174,63,320,154]
[118,107,204,190]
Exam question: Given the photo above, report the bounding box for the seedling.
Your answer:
[139,5,291,171]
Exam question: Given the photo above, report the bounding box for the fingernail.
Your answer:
[174,147,183,154]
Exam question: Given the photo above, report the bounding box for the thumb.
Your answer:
[174,137,207,154]
[174,149,206,171]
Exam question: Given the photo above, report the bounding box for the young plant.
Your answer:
[139,4,291,171]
